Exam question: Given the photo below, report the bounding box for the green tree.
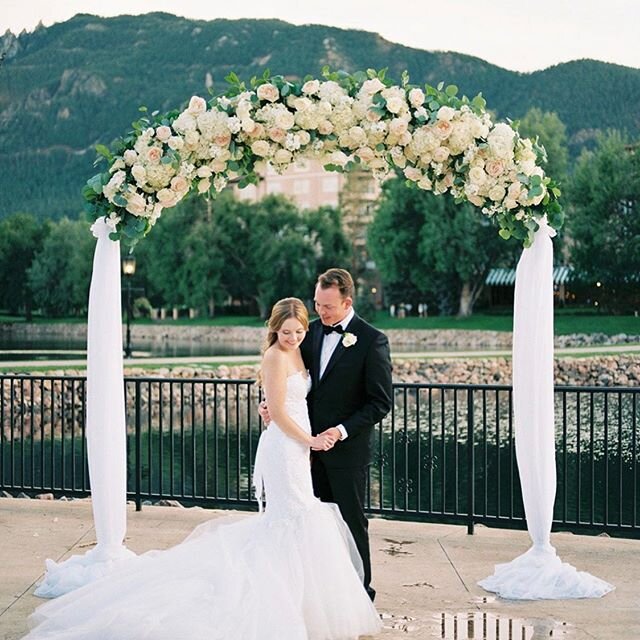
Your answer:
[0,212,48,318]
[517,107,569,186]
[368,178,515,317]
[568,132,640,312]
[27,218,94,316]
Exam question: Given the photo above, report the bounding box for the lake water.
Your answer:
[0,337,438,361]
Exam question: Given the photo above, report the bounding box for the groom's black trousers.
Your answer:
[311,457,373,599]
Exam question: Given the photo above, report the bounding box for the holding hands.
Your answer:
[258,401,339,452]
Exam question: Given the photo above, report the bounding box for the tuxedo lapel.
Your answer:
[311,322,323,386]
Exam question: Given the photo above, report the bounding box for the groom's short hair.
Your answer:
[317,268,354,299]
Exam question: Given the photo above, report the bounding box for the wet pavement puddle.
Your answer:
[434,612,571,639]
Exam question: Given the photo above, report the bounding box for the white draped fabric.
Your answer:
[35,218,135,598]
[479,218,614,599]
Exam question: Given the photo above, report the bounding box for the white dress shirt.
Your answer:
[319,308,355,441]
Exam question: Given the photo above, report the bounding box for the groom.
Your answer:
[302,268,392,601]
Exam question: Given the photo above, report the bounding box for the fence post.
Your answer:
[135,380,142,512]
[467,388,475,535]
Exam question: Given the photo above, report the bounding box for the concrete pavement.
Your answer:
[1,498,638,639]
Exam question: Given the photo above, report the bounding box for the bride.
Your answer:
[23,298,382,640]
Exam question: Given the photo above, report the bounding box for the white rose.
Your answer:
[433,146,450,163]
[197,179,211,194]
[469,166,487,186]
[389,118,408,136]
[257,83,279,102]
[298,130,311,146]
[355,147,375,163]
[251,140,271,157]
[155,125,172,142]
[131,164,146,184]
[168,136,184,151]
[417,176,433,191]
[390,146,406,168]
[437,106,456,121]
[360,78,385,95]
[274,110,295,130]
[171,175,189,193]
[317,120,334,135]
[485,159,505,178]
[408,88,425,108]
[274,148,292,164]
[157,188,178,207]
[386,96,405,114]
[125,191,147,215]
[292,97,313,112]
[184,130,200,147]
[187,96,207,116]
[124,150,138,166]
[197,166,212,178]
[404,166,422,182]
[328,150,349,167]
[488,184,506,202]
[302,79,320,95]
[434,119,453,139]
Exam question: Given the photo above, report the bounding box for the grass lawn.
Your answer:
[2,312,638,335]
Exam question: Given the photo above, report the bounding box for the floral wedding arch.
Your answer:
[36,69,612,601]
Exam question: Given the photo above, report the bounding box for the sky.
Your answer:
[3,0,639,73]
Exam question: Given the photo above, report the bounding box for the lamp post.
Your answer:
[122,255,136,358]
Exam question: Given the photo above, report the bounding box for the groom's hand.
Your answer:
[321,427,342,443]
[258,401,271,426]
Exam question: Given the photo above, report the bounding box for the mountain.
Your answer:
[1,12,639,222]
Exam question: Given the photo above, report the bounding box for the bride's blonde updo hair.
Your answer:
[257,298,309,385]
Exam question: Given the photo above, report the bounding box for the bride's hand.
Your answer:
[258,400,271,427]
[310,434,335,451]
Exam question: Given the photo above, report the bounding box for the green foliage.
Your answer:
[27,218,94,316]
[368,178,516,316]
[567,132,640,312]
[0,213,49,316]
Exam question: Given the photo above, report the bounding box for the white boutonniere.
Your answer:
[342,332,358,348]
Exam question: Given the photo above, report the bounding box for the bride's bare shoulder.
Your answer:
[262,345,286,370]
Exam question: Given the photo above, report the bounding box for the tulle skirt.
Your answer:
[25,501,382,640]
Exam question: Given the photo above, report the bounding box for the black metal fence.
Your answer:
[1,374,638,537]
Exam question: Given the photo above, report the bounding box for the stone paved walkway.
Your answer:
[1,499,638,640]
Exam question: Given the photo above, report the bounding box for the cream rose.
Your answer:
[434,119,453,139]
[123,150,138,166]
[187,96,207,116]
[157,188,178,207]
[131,164,146,184]
[274,110,295,130]
[251,140,271,157]
[317,120,334,135]
[155,126,172,142]
[437,106,456,122]
[274,149,293,164]
[355,147,375,163]
[302,79,320,95]
[146,146,162,163]
[408,88,425,108]
[257,83,279,102]
[168,136,184,151]
[268,127,287,143]
[126,191,147,215]
[433,146,450,163]
[386,96,405,114]
[171,176,189,193]
[485,159,505,178]
[197,179,211,194]
[404,166,422,182]
[468,166,487,186]
[488,184,506,202]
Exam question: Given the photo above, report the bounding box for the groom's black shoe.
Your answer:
[366,586,376,602]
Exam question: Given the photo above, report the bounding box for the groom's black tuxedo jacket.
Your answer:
[301,314,393,469]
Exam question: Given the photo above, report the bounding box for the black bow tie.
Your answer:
[322,324,345,335]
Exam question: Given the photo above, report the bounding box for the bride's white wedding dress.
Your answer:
[24,370,381,640]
